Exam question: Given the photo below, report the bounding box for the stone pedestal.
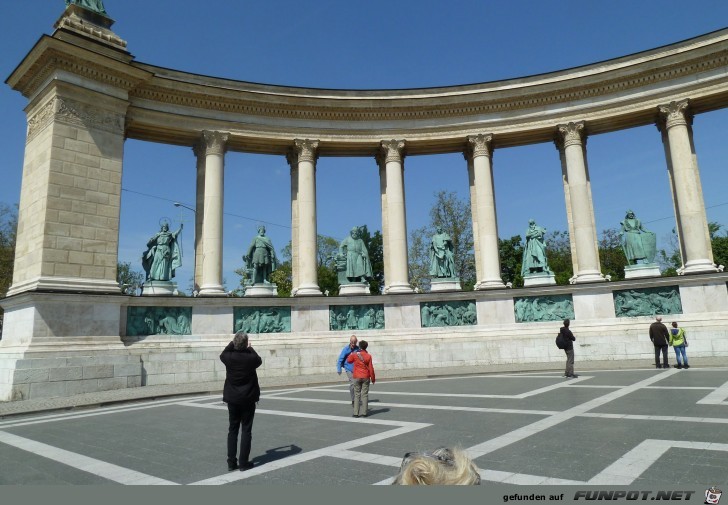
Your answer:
[339,283,371,296]
[141,281,178,296]
[523,273,557,287]
[624,263,662,279]
[430,278,463,292]
[244,284,278,297]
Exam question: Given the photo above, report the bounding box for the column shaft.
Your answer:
[658,100,716,273]
[467,134,504,289]
[380,140,413,293]
[377,159,392,293]
[292,140,322,296]
[198,131,227,296]
[193,142,205,293]
[556,122,604,283]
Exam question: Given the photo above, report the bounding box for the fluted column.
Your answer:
[379,140,413,293]
[658,99,717,274]
[192,141,206,293]
[198,130,228,296]
[290,139,322,296]
[467,134,505,289]
[555,122,604,283]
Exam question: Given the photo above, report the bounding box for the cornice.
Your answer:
[127,39,728,124]
[6,36,151,99]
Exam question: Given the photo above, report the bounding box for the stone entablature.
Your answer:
[9,29,728,154]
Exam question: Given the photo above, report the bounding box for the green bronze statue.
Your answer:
[620,210,657,264]
[521,219,552,276]
[244,225,278,284]
[65,0,108,16]
[142,220,183,281]
[429,226,456,278]
[338,226,373,283]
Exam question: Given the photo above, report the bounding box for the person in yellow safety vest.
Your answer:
[669,321,690,369]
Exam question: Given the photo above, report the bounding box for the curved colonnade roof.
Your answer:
[8,26,728,156]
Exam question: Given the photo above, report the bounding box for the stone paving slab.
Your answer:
[1,365,727,487]
[1,357,725,418]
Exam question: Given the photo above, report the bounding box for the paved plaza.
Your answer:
[1,366,728,487]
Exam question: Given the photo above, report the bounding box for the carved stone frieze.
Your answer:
[292,139,320,164]
[200,130,229,156]
[26,96,125,143]
[657,99,691,130]
[466,134,493,158]
[379,140,406,164]
[128,50,728,124]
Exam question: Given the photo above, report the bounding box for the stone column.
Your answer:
[286,154,300,292]
[555,121,604,283]
[291,139,322,296]
[467,134,505,289]
[376,154,392,293]
[192,141,206,293]
[197,130,228,296]
[658,99,717,274]
[379,140,413,293]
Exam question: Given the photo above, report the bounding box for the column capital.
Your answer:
[555,121,586,151]
[292,139,320,164]
[192,137,205,159]
[379,139,406,164]
[466,134,493,159]
[200,130,229,156]
[657,99,691,131]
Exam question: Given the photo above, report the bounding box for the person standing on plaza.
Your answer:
[559,319,578,378]
[347,340,376,417]
[220,331,262,471]
[337,335,359,406]
[649,316,670,369]
[669,321,690,369]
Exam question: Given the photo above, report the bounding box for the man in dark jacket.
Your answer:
[649,316,670,369]
[220,331,262,471]
[560,319,578,378]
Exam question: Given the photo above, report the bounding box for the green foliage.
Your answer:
[117,261,145,295]
[499,235,524,287]
[710,223,728,269]
[408,191,476,291]
[598,228,627,281]
[408,227,431,292]
[358,226,384,294]
[267,262,291,297]
[545,230,573,285]
[0,203,18,337]
[0,204,17,298]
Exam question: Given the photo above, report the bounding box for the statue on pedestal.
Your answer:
[337,226,372,283]
[429,226,456,278]
[142,220,183,282]
[521,219,552,276]
[65,0,108,16]
[245,225,278,284]
[620,210,656,264]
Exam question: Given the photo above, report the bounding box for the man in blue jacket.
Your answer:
[336,335,359,406]
[220,331,262,471]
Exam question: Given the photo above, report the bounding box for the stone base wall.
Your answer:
[1,273,728,401]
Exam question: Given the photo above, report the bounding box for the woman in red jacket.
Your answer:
[346,340,376,417]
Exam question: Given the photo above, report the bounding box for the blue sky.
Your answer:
[3,1,728,291]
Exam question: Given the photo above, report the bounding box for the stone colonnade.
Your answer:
[4,9,727,302]
[175,102,717,299]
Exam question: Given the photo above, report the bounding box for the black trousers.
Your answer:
[654,345,669,367]
[227,402,256,464]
